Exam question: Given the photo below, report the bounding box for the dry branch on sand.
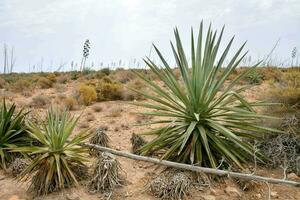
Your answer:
[83,143,300,187]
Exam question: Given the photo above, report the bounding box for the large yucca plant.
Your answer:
[0,99,28,169]
[132,22,280,168]
[12,109,90,196]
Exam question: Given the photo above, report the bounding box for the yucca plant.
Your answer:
[0,99,28,169]
[12,108,90,196]
[131,22,281,168]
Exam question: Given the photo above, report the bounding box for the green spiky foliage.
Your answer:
[0,99,28,169]
[132,22,281,168]
[12,109,90,196]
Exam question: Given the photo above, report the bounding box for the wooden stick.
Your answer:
[82,143,300,187]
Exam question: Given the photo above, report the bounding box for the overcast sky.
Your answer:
[1,0,300,72]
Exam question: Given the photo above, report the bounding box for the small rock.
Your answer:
[115,146,121,150]
[271,191,278,198]
[224,186,241,197]
[287,173,299,181]
[201,194,216,200]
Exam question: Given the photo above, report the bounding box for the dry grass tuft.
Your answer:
[89,128,110,157]
[92,105,103,112]
[30,95,50,108]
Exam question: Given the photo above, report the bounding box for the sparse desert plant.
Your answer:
[107,107,122,118]
[89,152,122,194]
[132,22,280,168]
[53,83,66,93]
[46,73,57,83]
[95,81,123,101]
[124,79,146,100]
[56,75,68,84]
[245,69,263,85]
[12,109,91,196]
[74,84,97,106]
[63,97,77,110]
[130,133,146,154]
[30,95,50,108]
[10,79,31,93]
[37,77,53,89]
[0,77,7,89]
[0,100,28,169]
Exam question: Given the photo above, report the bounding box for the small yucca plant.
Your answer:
[132,22,280,168]
[12,108,90,196]
[0,99,28,169]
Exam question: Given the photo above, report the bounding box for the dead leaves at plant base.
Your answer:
[89,127,110,156]
[130,133,146,154]
[88,152,123,196]
[147,169,195,200]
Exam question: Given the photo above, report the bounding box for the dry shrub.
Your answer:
[0,77,6,89]
[11,158,29,177]
[30,95,50,108]
[56,75,68,84]
[46,73,57,82]
[130,133,146,154]
[10,79,31,93]
[63,97,77,111]
[258,134,300,176]
[53,83,66,93]
[74,84,97,106]
[148,170,192,200]
[89,128,110,156]
[123,79,146,101]
[89,153,122,194]
[37,77,53,89]
[112,69,135,83]
[266,70,300,111]
[96,80,124,101]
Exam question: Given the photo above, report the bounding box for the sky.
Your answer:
[0,0,300,72]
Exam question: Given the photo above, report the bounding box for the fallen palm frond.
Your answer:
[89,128,110,156]
[88,152,123,194]
[130,133,146,154]
[148,169,192,200]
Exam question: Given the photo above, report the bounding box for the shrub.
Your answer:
[56,75,68,84]
[30,95,50,108]
[95,81,123,101]
[132,22,280,168]
[124,79,146,100]
[100,68,110,76]
[63,97,77,110]
[46,73,57,83]
[0,77,6,89]
[10,79,31,93]
[74,84,97,106]
[12,109,91,196]
[266,70,300,111]
[0,100,28,169]
[245,69,263,85]
[37,77,53,89]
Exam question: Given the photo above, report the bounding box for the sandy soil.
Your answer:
[1,82,300,200]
